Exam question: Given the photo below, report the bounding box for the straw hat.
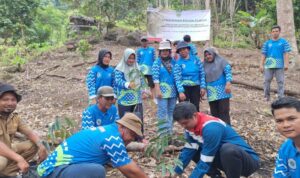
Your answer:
[116,113,143,137]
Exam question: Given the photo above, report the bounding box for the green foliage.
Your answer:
[0,40,30,71]
[29,5,69,44]
[77,39,91,58]
[145,120,184,176]
[123,11,146,30]
[0,0,40,42]
[47,117,77,149]
[62,0,148,31]
[128,69,148,91]
[236,10,274,48]
[294,0,300,48]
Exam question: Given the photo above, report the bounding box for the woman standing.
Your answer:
[152,41,177,135]
[203,48,232,124]
[86,49,114,104]
[114,48,145,124]
[174,41,206,111]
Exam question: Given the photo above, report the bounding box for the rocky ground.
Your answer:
[1,40,299,177]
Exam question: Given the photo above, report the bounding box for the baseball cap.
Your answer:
[97,86,115,97]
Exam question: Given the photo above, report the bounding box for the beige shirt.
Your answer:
[0,113,30,148]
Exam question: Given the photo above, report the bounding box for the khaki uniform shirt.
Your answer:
[0,113,30,148]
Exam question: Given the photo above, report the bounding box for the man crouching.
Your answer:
[0,83,47,177]
[172,102,259,178]
[38,113,148,178]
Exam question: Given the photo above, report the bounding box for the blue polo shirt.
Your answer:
[37,124,132,177]
[81,104,119,130]
[274,139,300,178]
[261,38,291,69]
[86,65,114,99]
[174,55,206,93]
[152,57,177,98]
[136,46,156,75]
[206,64,232,102]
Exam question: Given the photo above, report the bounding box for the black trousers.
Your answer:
[183,85,200,111]
[209,98,230,125]
[192,143,260,178]
[118,103,144,133]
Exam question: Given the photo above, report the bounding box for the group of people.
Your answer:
[0,25,299,178]
[85,34,233,134]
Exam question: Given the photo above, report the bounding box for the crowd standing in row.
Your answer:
[0,25,298,178]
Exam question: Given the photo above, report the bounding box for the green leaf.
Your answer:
[160,163,166,176]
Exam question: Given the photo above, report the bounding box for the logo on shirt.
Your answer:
[96,119,102,126]
[140,51,144,55]
[288,158,296,170]
[182,64,186,69]
[97,73,102,78]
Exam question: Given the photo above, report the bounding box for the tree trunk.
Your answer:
[205,0,212,47]
[276,0,299,69]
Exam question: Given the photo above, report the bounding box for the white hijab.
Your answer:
[115,48,141,88]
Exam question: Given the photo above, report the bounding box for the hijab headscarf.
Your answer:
[115,48,141,88]
[203,48,229,82]
[96,49,112,69]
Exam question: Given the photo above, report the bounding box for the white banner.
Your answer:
[147,8,211,41]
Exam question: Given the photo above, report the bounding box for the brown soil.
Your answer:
[1,41,299,178]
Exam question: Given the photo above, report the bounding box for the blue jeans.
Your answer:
[47,163,106,178]
[156,97,177,135]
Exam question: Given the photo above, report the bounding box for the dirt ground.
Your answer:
[1,41,299,178]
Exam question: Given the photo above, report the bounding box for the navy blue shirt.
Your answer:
[174,113,259,177]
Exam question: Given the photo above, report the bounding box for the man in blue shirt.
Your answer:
[272,97,300,178]
[172,102,259,178]
[260,25,291,101]
[81,86,119,130]
[38,113,148,178]
[136,36,156,99]
[183,34,198,56]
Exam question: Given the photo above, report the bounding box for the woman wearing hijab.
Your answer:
[114,48,145,122]
[86,49,114,104]
[152,41,177,135]
[204,47,233,125]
